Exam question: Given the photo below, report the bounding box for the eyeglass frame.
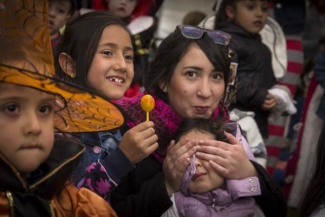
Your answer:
[175,25,232,46]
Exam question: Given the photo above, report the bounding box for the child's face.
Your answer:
[87,24,134,100]
[182,130,225,194]
[108,0,137,19]
[48,0,71,38]
[230,0,268,34]
[0,83,55,178]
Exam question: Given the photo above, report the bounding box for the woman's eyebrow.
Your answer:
[183,66,202,71]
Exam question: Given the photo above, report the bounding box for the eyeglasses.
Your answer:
[176,25,231,46]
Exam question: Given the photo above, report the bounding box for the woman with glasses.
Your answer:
[110,25,286,217]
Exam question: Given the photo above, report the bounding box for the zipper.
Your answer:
[211,192,217,211]
[6,191,14,217]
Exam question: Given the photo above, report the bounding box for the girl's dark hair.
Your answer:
[174,118,231,143]
[145,27,231,102]
[68,0,77,15]
[54,11,131,88]
[298,122,325,217]
[215,0,236,26]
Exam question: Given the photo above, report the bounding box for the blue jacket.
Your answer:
[72,129,134,202]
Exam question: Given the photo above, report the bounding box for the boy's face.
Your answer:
[0,83,55,178]
[181,130,225,194]
[108,0,137,19]
[229,0,268,34]
[48,0,71,38]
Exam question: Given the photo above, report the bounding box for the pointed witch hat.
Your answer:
[0,0,125,133]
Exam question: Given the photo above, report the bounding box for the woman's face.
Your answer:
[162,43,225,119]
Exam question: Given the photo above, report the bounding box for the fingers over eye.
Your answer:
[208,160,227,176]
[224,131,239,144]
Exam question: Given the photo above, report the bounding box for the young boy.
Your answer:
[0,1,123,216]
[49,0,77,47]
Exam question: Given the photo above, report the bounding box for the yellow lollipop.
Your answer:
[140,94,155,121]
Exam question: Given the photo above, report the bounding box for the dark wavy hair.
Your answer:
[298,122,325,217]
[174,117,232,143]
[215,0,236,25]
[145,26,231,102]
[54,11,132,88]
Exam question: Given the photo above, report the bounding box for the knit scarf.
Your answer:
[117,92,229,163]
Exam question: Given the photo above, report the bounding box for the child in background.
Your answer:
[182,11,207,26]
[215,0,277,139]
[0,1,124,216]
[54,11,158,202]
[92,0,161,97]
[162,118,261,217]
[49,0,76,47]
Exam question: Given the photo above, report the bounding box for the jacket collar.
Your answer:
[216,21,261,41]
[0,138,84,200]
[189,189,233,207]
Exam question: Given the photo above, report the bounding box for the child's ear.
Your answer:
[158,81,168,93]
[225,6,235,20]
[58,52,76,78]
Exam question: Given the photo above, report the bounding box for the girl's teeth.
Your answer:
[110,77,123,83]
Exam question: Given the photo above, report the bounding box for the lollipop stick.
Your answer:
[146,112,149,121]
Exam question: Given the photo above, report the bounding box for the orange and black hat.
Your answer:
[0,0,125,133]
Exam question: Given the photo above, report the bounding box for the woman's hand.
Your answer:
[196,131,256,180]
[119,121,158,164]
[163,139,196,197]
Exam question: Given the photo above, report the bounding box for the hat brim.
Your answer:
[0,64,125,133]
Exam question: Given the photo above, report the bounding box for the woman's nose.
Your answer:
[197,82,212,98]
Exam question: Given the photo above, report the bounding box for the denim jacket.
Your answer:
[72,130,134,202]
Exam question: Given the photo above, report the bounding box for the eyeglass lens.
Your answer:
[180,26,204,39]
[207,31,230,45]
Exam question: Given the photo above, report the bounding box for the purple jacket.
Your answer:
[175,124,261,217]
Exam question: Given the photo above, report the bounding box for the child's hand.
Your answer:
[119,121,158,164]
[163,139,196,197]
[261,93,276,110]
[196,131,256,180]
